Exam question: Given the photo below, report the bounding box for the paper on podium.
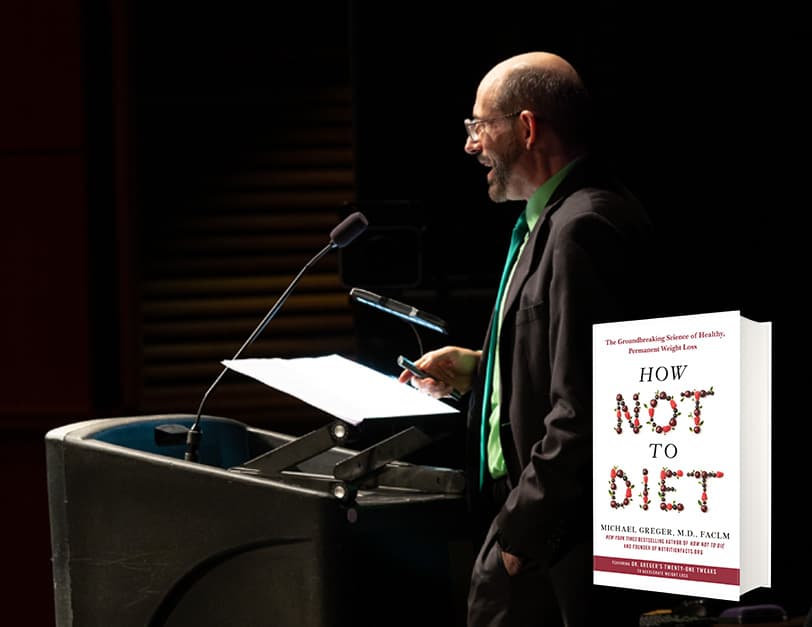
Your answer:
[222,353,459,426]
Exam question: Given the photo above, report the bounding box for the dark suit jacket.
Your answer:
[466,155,656,566]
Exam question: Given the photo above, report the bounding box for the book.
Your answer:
[591,310,772,601]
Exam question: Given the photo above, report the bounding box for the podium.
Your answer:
[46,413,472,627]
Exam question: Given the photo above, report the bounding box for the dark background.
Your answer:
[1,1,806,624]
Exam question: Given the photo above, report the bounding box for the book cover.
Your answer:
[592,310,772,601]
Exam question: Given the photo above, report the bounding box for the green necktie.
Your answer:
[480,212,529,489]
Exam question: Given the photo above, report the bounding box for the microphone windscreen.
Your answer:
[330,211,368,248]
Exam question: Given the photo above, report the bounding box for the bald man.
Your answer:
[399,52,658,626]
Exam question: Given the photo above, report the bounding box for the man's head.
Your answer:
[465,52,592,202]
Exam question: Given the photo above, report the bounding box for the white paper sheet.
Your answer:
[222,353,459,425]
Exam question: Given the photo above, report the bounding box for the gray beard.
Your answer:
[487,138,523,203]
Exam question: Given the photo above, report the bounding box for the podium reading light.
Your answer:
[348,287,447,356]
[184,211,369,462]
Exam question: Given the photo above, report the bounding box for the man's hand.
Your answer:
[500,549,524,576]
[397,346,480,399]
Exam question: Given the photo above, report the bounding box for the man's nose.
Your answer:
[464,136,481,154]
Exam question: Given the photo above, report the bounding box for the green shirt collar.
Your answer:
[523,157,581,231]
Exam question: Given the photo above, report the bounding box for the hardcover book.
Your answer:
[592,310,772,601]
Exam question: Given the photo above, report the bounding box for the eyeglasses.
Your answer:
[464,111,521,142]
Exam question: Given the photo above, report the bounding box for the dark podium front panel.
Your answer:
[46,414,472,627]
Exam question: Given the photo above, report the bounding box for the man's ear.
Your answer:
[519,110,539,149]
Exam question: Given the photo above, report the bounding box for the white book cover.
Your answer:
[592,310,771,601]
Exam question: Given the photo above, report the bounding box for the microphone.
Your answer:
[330,212,368,248]
[183,211,369,462]
[349,287,448,335]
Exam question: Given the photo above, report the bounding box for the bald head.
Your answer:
[477,51,592,151]
[480,52,580,95]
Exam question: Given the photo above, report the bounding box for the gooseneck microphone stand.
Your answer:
[184,211,368,462]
